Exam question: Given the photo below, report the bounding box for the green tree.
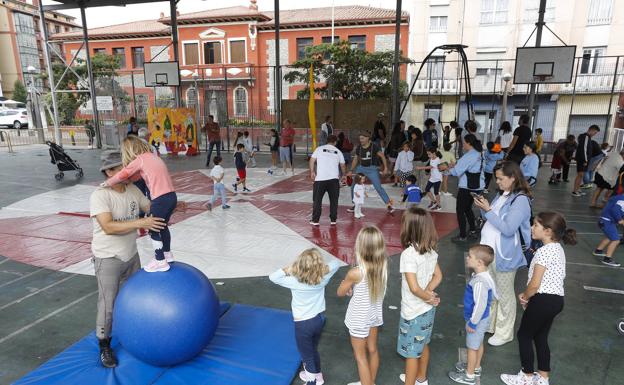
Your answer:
[283,40,411,100]
[41,53,127,124]
[12,80,27,103]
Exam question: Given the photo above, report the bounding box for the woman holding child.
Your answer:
[472,161,532,347]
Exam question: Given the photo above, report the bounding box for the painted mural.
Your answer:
[147,108,199,156]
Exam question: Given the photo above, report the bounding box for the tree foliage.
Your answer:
[41,53,127,124]
[12,80,27,103]
[283,40,411,100]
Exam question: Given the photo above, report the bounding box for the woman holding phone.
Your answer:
[446,134,485,242]
[473,161,532,347]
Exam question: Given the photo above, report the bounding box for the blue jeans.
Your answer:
[149,192,177,261]
[206,140,221,166]
[211,183,227,207]
[351,165,390,204]
[295,313,326,382]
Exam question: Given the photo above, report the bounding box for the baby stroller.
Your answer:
[46,141,84,180]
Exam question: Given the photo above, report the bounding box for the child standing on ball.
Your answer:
[338,226,388,385]
[269,248,341,385]
[102,136,183,273]
[449,244,497,384]
[353,173,369,219]
[397,207,442,385]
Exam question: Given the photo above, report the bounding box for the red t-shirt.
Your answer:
[280,127,295,146]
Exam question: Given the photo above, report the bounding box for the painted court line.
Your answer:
[0,258,11,266]
[0,268,44,289]
[0,275,74,311]
[567,261,624,270]
[0,290,98,345]
[583,286,624,295]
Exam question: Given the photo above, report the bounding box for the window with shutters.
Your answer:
[113,48,126,68]
[234,87,248,117]
[429,16,448,32]
[204,42,222,64]
[348,35,366,51]
[587,0,613,25]
[183,42,199,65]
[131,47,145,69]
[229,40,246,63]
[480,0,508,24]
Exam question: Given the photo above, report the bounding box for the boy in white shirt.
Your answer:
[207,156,230,210]
[394,142,415,187]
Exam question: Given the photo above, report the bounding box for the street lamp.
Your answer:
[25,66,41,132]
[500,72,513,127]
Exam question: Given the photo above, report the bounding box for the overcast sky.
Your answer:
[41,0,392,28]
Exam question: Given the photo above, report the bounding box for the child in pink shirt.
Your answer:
[103,136,178,272]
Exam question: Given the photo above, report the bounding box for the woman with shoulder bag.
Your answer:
[448,134,485,242]
[473,161,532,347]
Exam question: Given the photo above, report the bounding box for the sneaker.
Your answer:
[330,221,337,225]
[243,187,251,192]
[387,205,395,214]
[593,249,606,257]
[222,205,231,209]
[144,258,170,273]
[347,206,355,213]
[581,183,593,189]
[534,374,550,385]
[448,370,476,384]
[309,221,320,226]
[267,169,273,175]
[354,214,362,219]
[602,257,621,267]
[164,252,174,263]
[571,191,582,197]
[232,183,238,192]
[442,191,453,196]
[454,362,482,376]
[399,374,427,384]
[500,371,534,385]
[468,230,479,239]
[431,205,442,211]
[98,338,117,368]
[299,370,325,385]
[206,202,212,211]
[451,235,467,242]
[427,202,436,210]
[488,335,512,346]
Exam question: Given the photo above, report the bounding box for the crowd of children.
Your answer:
[269,206,575,385]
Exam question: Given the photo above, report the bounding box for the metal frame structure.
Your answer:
[41,0,405,145]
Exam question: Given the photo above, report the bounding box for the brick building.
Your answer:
[51,1,409,125]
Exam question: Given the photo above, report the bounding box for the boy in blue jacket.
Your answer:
[484,142,504,193]
[449,245,498,384]
[593,193,624,267]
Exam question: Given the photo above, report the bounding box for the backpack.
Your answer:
[508,193,540,266]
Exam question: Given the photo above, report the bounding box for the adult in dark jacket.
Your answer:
[572,125,601,196]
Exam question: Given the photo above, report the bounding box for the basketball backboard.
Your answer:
[513,46,576,84]
[144,61,180,87]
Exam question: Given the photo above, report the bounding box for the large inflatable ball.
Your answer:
[113,262,220,367]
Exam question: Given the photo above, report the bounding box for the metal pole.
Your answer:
[131,71,138,118]
[527,0,546,132]
[331,0,335,44]
[224,67,230,152]
[390,0,402,127]
[80,5,102,148]
[170,0,181,107]
[274,0,281,132]
[38,3,61,145]
[604,56,620,142]
[501,80,510,127]
[566,57,581,137]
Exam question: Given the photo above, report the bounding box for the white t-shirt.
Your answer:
[242,137,253,152]
[429,158,442,183]
[312,144,345,181]
[499,130,513,149]
[528,242,566,296]
[394,150,414,173]
[480,192,510,249]
[353,184,366,204]
[90,185,150,261]
[400,245,438,320]
[210,165,224,183]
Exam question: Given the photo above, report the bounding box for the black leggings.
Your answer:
[456,188,478,237]
[517,293,564,374]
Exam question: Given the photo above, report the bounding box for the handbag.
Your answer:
[509,193,536,266]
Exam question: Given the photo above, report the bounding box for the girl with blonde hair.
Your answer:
[270,248,341,385]
[338,226,388,385]
[102,135,180,273]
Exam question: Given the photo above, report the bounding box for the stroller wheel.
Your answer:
[618,318,624,335]
[54,173,61,181]
[76,170,84,179]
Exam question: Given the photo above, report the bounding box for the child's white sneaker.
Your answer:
[299,370,324,384]
[454,361,482,376]
[164,252,174,263]
[500,371,534,385]
[144,258,170,272]
[399,374,428,384]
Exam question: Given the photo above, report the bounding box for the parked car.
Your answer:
[0,109,28,129]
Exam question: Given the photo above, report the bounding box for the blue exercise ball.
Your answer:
[113,262,220,367]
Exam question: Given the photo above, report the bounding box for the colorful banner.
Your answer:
[147,107,199,156]
[308,64,317,151]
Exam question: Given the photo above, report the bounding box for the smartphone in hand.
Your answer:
[470,192,482,199]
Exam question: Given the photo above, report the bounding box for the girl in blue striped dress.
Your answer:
[338,226,388,385]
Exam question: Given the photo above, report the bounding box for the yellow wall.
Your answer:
[407,95,458,127]
[553,94,618,140]
[0,7,19,98]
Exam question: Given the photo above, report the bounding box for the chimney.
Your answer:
[160,12,165,19]
[176,10,180,17]
[249,0,258,11]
